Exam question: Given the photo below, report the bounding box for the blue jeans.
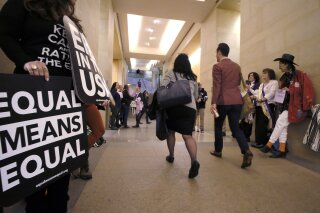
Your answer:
[214,104,249,154]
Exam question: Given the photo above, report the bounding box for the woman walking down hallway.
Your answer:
[161,53,200,179]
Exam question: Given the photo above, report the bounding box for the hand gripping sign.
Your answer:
[0,74,87,206]
[63,16,114,105]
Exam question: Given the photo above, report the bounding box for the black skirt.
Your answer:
[166,105,196,135]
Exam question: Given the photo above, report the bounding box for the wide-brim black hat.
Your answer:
[274,53,298,65]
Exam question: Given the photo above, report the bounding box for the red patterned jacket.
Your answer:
[288,70,314,123]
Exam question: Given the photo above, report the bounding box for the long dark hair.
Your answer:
[24,0,83,32]
[248,72,260,84]
[110,82,118,93]
[173,53,197,81]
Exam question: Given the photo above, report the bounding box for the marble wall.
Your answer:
[200,8,241,132]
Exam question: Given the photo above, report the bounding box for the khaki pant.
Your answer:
[196,108,205,130]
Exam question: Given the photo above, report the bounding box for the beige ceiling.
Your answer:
[218,0,240,11]
[112,0,218,70]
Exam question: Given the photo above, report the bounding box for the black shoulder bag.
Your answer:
[157,72,192,109]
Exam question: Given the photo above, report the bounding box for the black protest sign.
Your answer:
[0,74,88,206]
[63,16,114,105]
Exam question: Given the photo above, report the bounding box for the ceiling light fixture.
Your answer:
[146,28,154,33]
[195,0,206,2]
[153,19,161,24]
[149,36,156,40]
[145,42,150,46]
[159,19,185,55]
[127,14,142,52]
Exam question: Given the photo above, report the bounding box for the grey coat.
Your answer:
[161,70,198,110]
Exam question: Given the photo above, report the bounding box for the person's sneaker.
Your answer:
[93,137,106,147]
[132,125,139,128]
[70,169,79,179]
[79,168,92,180]
[188,160,200,178]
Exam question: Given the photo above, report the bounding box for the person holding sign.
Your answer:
[260,54,315,158]
[0,0,105,211]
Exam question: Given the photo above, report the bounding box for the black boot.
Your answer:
[241,150,253,169]
[188,160,200,178]
[260,145,271,153]
[79,158,92,180]
[165,155,174,163]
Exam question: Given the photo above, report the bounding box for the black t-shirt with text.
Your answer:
[0,0,72,77]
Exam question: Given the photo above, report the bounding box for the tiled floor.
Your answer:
[4,118,320,213]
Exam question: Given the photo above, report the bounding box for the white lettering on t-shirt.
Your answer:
[38,24,70,71]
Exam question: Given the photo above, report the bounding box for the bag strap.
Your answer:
[173,71,178,81]
[240,71,246,91]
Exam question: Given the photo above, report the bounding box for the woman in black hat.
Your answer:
[260,54,314,158]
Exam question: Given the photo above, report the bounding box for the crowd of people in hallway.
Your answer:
[155,43,314,180]
[108,81,153,130]
[0,0,315,210]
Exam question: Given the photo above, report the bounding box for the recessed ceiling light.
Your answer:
[159,19,185,54]
[146,28,154,33]
[127,14,142,52]
[153,19,160,24]
[149,36,156,40]
[145,42,150,46]
[195,0,205,2]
